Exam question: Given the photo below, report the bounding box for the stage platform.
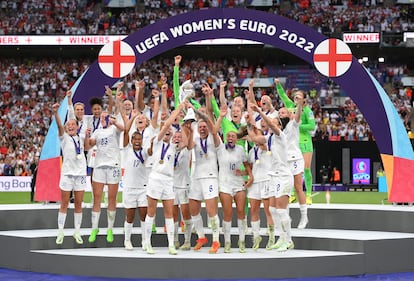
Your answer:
[1,203,414,279]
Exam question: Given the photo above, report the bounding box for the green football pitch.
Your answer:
[0,191,391,205]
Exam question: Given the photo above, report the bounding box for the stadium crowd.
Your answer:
[0,0,413,176]
[0,0,413,36]
[0,55,412,176]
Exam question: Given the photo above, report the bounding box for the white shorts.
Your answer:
[269,175,293,198]
[289,158,304,176]
[92,166,121,184]
[87,147,97,168]
[174,186,190,205]
[147,173,174,200]
[219,182,245,197]
[248,180,272,200]
[189,178,219,201]
[59,175,87,192]
[123,186,148,209]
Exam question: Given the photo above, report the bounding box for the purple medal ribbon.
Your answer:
[160,142,170,162]
[70,136,81,155]
[255,110,270,122]
[139,128,145,138]
[134,149,144,164]
[103,115,110,129]
[174,151,181,168]
[226,143,235,150]
[200,138,208,155]
[92,117,100,132]
[267,133,273,151]
[77,121,83,134]
[172,124,180,131]
[254,146,259,161]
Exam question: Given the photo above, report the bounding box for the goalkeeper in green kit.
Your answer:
[275,79,316,204]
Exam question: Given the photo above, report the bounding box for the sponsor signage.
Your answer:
[352,158,371,184]
[343,33,380,43]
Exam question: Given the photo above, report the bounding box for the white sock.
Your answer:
[223,220,231,244]
[269,206,281,235]
[124,221,133,242]
[238,218,246,242]
[57,212,66,230]
[74,212,82,232]
[165,218,175,247]
[210,215,220,242]
[277,208,292,241]
[140,220,146,245]
[107,210,116,230]
[251,220,260,238]
[91,211,100,229]
[174,221,179,243]
[300,204,308,219]
[145,215,155,246]
[268,224,275,242]
[183,219,192,243]
[191,214,205,238]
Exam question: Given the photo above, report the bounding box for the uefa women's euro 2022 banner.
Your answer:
[36,8,414,203]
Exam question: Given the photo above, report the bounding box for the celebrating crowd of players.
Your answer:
[52,55,316,254]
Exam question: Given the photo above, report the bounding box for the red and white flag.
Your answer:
[313,38,352,78]
[98,40,135,78]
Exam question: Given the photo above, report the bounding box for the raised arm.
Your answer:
[247,78,257,105]
[181,121,193,150]
[219,81,227,108]
[294,92,304,123]
[151,89,160,129]
[275,78,295,109]
[114,89,123,117]
[52,103,64,137]
[66,90,75,120]
[135,79,146,112]
[160,80,169,115]
[214,103,228,135]
[173,55,181,109]
[105,85,114,114]
[201,83,215,121]
[113,82,124,115]
[123,109,139,147]
[157,103,185,141]
[177,122,189,150]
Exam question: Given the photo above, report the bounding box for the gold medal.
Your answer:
[204,153,208,159]
[159,160,164,164]
[77,154,82,160]
[255,160,260,164]
[266,151,272,155]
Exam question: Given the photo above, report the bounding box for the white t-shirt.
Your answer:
[149,138,177,178]
[192,134,220,179]
[122,144,149,188]
[266,132,292,178]
[248,145,272,183]
[173,147,191,188]
[217,143,247,188]
[66,105,88,140]
[139,125,158,168]
[59,133,87,176]
[254,110,278,130]
[90,126,121,168]
[283,120,303,161]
